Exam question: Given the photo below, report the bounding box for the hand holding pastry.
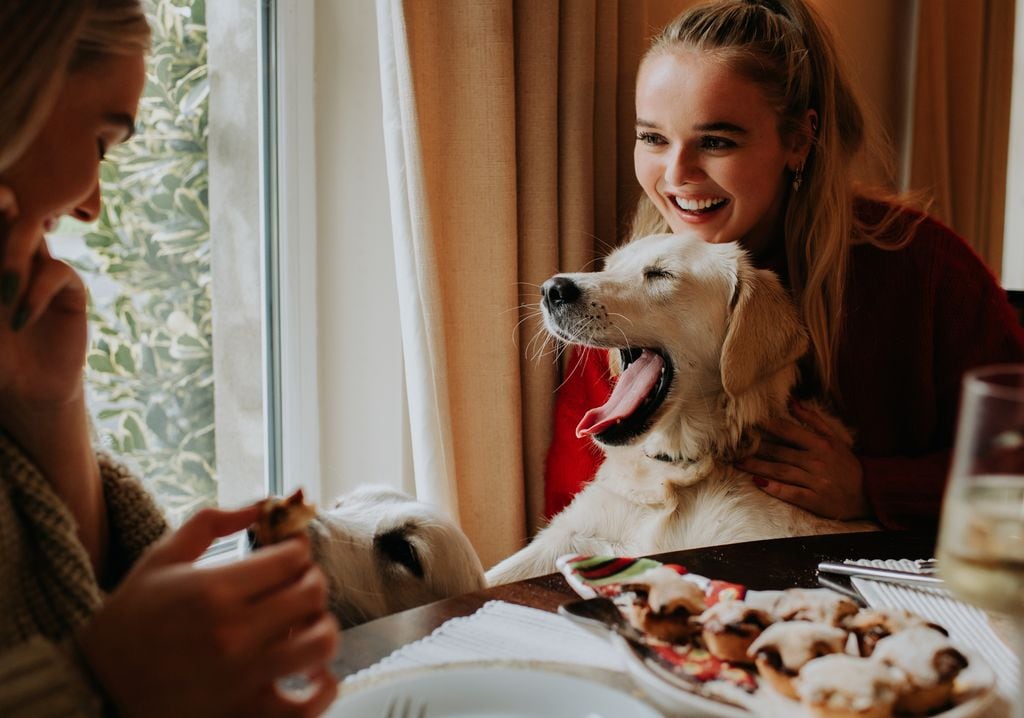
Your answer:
[79,504,339,718]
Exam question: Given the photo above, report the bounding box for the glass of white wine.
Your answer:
[937,364,1024,716]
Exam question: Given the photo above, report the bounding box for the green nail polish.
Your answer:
[0,273,17,305]
[11,305,28,331]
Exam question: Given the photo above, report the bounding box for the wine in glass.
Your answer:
[937,364,1024,716]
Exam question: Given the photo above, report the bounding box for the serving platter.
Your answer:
[557,555,997,718]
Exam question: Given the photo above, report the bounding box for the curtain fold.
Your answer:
[375,0,460,520]
[907,0,1015,274]
[374,0,642,565]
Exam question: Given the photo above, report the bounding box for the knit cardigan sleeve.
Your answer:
[857,222,1024,529]
[0,436,168,716]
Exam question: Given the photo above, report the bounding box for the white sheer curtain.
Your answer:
[375,0,461,522]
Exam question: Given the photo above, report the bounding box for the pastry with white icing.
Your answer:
[747,620,848,699]
[796,654,900,718]
[770,588,859,626]
[845,608,946,657]
[871,627,968,715]
[619,566,706,642]
[697,600,773,664]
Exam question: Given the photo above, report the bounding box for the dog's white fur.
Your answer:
[311,485,486,626]
[487,234,875,585]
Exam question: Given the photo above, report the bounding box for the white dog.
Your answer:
[486,234,875,585]
[310,485,486,626]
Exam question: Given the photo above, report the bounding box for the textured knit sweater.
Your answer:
[544,204,1024,529]
[0,432,168,717]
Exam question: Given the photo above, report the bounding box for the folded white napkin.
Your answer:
[343,600,625,685]
[849,558,1019,703]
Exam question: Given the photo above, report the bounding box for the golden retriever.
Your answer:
[310,485,486,626]
[486,233,875,585]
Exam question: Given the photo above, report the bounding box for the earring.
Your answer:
[792,164,804,193]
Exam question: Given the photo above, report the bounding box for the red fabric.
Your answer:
[543,347,611,517]
[542,203,1024,529]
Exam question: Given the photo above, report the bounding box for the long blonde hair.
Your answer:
[631,0,911,399]
[0,0,150,173]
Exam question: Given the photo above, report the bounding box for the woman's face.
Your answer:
[634,49,804,254]
[0,51,146,233]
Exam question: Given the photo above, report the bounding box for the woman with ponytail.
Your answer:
[545,0,1024,530]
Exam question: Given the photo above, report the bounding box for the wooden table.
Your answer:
[331,529,936,679]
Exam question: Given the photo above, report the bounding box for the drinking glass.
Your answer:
[937,364,1024,717]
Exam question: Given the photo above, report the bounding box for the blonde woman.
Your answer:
[545,0,1024,528]
[0,2,337,716]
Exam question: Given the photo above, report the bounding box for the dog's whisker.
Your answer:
[525,327,552,362]
[606,312,635,328]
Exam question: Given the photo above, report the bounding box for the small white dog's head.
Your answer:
[310,485,486,627]
[541,233,807,465]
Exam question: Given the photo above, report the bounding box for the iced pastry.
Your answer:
[796,654,900,718]
[871,627,968,715]
[747,620,848,699]
[845,608,947,657]
[771,588,860,626]
[620,566,707,642]
[697,600,773,664]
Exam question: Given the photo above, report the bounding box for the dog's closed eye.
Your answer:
[643,266,673,281]
[374,527,425,578]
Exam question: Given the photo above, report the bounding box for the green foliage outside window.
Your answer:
[73,0,214,525]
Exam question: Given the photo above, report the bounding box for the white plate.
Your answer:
[329,663,664,717]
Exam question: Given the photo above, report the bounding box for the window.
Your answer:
[53,0,217,525]
[52,0,273,524]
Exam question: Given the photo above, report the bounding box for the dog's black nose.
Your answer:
[543,276,580,306]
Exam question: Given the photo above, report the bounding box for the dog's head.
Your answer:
[541,233,806,462]
[309,485,486,627]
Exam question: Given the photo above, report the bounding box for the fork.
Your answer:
[382,694,427,718]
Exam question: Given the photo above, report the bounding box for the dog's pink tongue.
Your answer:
[576,349,664,438]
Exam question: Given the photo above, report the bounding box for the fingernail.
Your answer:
[11,305,28,331]
[0,272,18,305]
[0,187,14,215]
[752,477,768,488]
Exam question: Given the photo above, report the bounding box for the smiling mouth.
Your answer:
[670,196,728,214]
[575,347,674,446]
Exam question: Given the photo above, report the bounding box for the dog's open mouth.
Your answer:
[575,347,673,445]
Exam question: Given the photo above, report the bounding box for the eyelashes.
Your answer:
[634,131,737,152]
[636,131,665,146]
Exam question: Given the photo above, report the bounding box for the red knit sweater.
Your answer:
[543,206,1024,530]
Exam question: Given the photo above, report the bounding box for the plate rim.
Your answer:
[333,659,665,716]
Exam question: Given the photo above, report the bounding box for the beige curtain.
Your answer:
[376,0,691,566]
[376,0,1015,567]
[906,0,1015,276]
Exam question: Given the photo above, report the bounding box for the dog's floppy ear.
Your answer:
[720,260,808,401]
[375,527,425,578]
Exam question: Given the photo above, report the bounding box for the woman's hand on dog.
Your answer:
[736,400,871,521]
[79,504,340,718]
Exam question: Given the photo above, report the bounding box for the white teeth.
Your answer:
[672,196,726,212]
